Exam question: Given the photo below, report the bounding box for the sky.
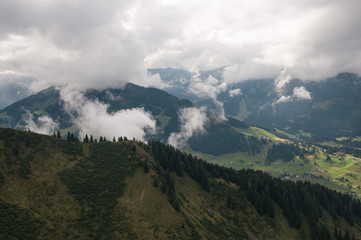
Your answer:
[1,0,361,142]
[1,0,361,92]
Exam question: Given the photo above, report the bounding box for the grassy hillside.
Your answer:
[1,127,361,239]
[187,138,361,197]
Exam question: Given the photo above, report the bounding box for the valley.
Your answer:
[186,125,361,197]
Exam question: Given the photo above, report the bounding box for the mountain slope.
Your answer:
[148,68,361,140]
[1,127,361,239]
[0,83,193,139]
[241,73,361,140]
[0,83,264,156]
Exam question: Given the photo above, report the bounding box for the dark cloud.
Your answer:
[1,0,361,91]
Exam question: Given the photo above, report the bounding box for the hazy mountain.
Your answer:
[231,73,361,141]
[149,68,361,141]
[0,83,192,139]
[0,83,260,156]
[1,127,360,239]
[0,77,34,110]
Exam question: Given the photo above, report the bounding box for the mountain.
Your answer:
[0,82,263,157]
[0,83,193,139]
[148,68,361,141]
[0,77,34,110]
[1,127,360,239]
[236,73,361,141]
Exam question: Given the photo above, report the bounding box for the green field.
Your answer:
[186,143,361,197]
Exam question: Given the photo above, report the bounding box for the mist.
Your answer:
[60,88,157,141]
[168,107,208,149]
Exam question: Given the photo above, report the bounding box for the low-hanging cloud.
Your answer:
[229,88,242,97]
[60,88,156,141]
[188,75,227,120]
[168,107,208,149]
[25,114,59,135]
[293,86,311,100]
[274,69,292,93]
[274,85,312,105]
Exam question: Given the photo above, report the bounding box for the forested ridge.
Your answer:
[150,140,361,240]
[0,127,360,239]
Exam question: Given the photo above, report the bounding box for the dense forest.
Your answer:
[151,140,361,240]
[188,121,264,155]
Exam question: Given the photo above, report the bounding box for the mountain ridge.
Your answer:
[1,127,361,239]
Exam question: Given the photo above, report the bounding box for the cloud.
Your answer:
[229,88,242,97]
[189,75,225,99]
[293,86,311,100]
[274,86,312,105]
[274,69,292,93]
[188,75,227,120]
[168,107,208,149]
[25,114,59,135]
[1,0,361,93]
[60,88,156,141]
[274,95,292,104]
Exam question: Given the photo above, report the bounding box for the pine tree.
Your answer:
[90,135,94,143]
[83,134,89,143]
[70,133,75,141]
[57,131,61,139]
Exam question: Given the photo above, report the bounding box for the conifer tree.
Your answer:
[83,134,89,143]
[57,130,61,139]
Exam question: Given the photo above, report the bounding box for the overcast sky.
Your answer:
[1,0,361,92]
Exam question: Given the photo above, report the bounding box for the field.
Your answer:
[186,128,361,197]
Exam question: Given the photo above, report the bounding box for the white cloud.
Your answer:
[274,69,292,93]
[168,107,208,149]
[1,0,361,93]
[188,75,227,120]
[25,114,59,135]
[274,86,312,105]
[293,86,312,100]
[229,88,242,97]
[60,88,156,141]
[274,95,292,104]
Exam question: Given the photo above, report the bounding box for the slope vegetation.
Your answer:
[0,127,361,239]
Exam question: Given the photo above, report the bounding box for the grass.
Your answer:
[186,144,361,196]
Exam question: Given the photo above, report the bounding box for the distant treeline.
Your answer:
[188,121,265,156]
[265,142,313,164]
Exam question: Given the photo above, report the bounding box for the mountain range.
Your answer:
[149,68,361,141]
